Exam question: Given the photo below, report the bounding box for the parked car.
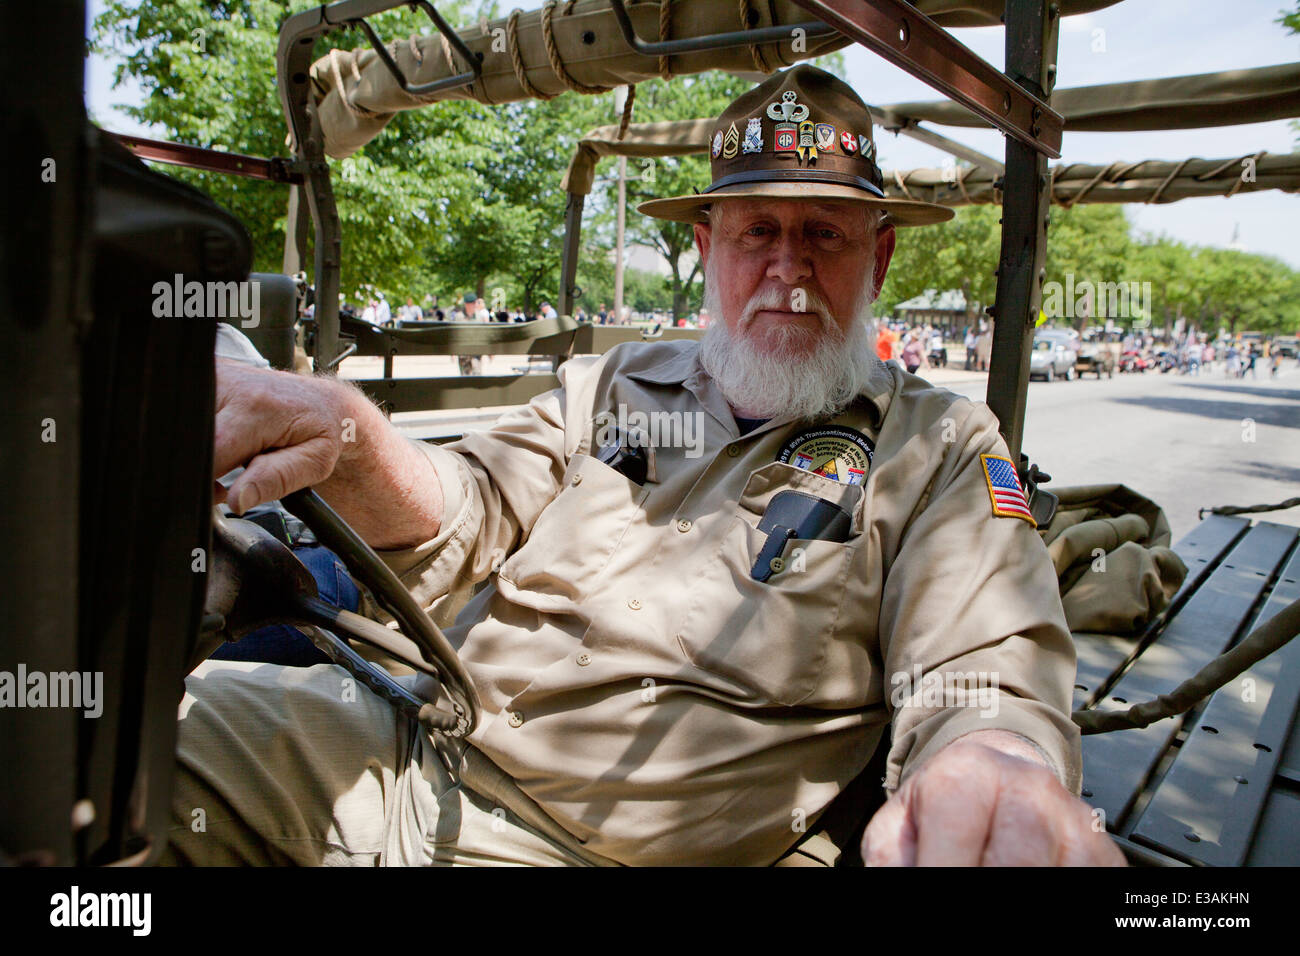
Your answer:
[1075,344,1116,378]
[1029,335,1077,381]
[1274,336,1299,358]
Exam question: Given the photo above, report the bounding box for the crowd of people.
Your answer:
[1122,330,1290,379]
[341,292,564,327]
[872,320,993,375]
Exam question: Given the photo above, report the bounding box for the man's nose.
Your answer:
[764,232,814,287]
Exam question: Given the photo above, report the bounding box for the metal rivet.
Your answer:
[1184,832,1201,843]
[628,598,642,610]
[576,653,591,666]
[677,519,692,533]
[769,557,785,574]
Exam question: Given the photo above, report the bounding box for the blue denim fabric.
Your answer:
[210,545,360,667]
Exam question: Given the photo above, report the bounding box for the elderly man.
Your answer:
[174,66,1121,866]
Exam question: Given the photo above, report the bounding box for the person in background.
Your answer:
[399,297,424,323]
[901,329,927,375]
[875,319,896,363]
[975,322,994,372]
[376,295,392,327]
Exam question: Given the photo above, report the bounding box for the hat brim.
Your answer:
[636,181,954,228]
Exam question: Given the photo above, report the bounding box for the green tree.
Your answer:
[881,200,1001,331]
[604,72,754,322]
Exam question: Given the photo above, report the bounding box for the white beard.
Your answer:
[697,262,880,422]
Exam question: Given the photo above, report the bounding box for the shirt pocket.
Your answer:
[497,453,650,602]
[676,462,862,706]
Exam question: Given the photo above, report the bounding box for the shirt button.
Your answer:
[726,444,742,458]
[571,474,583,486]
[676,518,692,533]
[628,597,642,610]
[576,653,591,666]
[769,556,786,574]
[507,711,524,728]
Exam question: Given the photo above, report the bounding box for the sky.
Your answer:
[843,0,1300,266]
[85,1,1299,267]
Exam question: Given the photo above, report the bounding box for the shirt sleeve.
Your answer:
[361,357,598,618]
[878,400,1082,795]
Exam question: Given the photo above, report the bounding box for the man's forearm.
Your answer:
[313,379,445,550]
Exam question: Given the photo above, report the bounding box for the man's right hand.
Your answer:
[213,360,444,549]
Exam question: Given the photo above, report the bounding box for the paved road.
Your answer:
[362,353,1300,545]
[927,362,1300,542]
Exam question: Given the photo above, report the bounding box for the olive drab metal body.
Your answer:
[4,0,1299,867]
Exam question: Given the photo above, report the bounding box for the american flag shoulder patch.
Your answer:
[980,454,1036,527]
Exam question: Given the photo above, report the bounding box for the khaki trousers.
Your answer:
[162,660,593,866]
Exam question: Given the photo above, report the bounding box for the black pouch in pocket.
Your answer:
[750,490,853,582]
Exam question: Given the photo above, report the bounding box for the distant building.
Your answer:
[893,289,974,335]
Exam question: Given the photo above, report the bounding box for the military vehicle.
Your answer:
[5,0,1300,871]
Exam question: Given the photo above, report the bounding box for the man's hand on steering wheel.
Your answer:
[213,360,443,549]
[861,730,1126,866]
[213,359,355,515]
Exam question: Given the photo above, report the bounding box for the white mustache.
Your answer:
[740,286,834,330]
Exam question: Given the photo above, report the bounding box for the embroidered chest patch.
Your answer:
[776,425,875,485]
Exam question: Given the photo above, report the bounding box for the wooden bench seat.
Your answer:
[1075,514,1300,865]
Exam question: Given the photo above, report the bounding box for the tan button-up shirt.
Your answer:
[378,341,1081,866]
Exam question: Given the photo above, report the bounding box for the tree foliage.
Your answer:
[91,4,1296,333]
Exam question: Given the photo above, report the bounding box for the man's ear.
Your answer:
[693,220,712,268]
[872,223,896,298]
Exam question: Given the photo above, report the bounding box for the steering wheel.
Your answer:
[204,487,479,739]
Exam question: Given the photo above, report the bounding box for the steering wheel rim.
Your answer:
[277,487,480,736]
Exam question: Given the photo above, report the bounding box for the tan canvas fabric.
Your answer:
[309,0,851,158]
[563,120,1300,206]
[1038,484,1188,635]
[880,62,1300,133]
[306,0,1121,157]
[353,339,1081,866]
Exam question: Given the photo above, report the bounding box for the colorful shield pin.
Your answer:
[711,130,724,158]
[840,130,857,154]
[722,122,740,159]
[797,120,818,165]
[815,123,836,152]
[774,122,797,153]
[858,134,876,159]
[743,117,763,154]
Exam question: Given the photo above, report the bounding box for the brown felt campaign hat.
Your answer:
[637,65,953,228]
